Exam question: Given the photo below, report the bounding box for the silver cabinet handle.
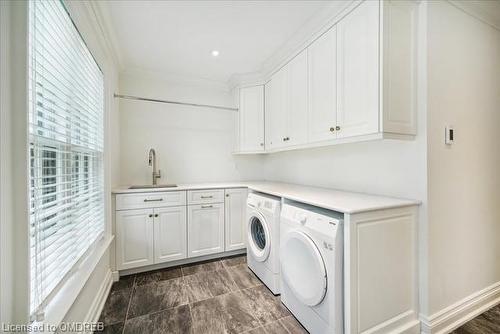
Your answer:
[200,195,213,199]
[201,205,213,208]
[144,198,163,202]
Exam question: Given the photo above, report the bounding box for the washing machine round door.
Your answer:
[281,230,327,306]
[247,211,271,262]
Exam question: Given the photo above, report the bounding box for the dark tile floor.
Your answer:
[450,303,500,334]
[97,255,308,334]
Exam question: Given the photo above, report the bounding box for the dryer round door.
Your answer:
[281,230,327,306]
[247,211,271,262]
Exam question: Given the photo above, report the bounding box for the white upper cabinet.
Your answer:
[286,50,308,146]
[237,0,419,153]
[381,0,418,135]
[266,49,308,149]
[265,67,287,150]
[336,0,379,138]
[238,86,265,152]
[308,26,337,143]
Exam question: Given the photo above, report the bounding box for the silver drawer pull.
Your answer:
[200,196,213,199]
[201,205,213,209]
[144,198,163,202]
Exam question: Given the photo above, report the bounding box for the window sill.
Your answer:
[33,235,113,333]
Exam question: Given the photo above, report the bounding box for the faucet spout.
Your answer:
[148,148,161,185]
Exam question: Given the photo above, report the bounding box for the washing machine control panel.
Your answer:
[247,193,281,213]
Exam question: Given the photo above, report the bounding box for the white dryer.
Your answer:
[246,192,281,294]
[280,202,344,334]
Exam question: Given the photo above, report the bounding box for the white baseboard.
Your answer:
[118,249,246,276]
[420,281,500,334]
[111,270,119,282]
[84,269,113,324]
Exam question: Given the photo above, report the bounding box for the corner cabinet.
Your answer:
[237,85,265,153]
[115,188,247,272]
[237,0,420,153]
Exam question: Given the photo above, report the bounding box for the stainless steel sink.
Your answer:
[128,184,178,189]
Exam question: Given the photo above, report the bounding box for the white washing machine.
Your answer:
[246,192,281,294]
[280,202,344,334]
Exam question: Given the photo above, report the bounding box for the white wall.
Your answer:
[263,138,427,200]
[61,250,111,328]
[118,70,264,185]
[426,1,500,316]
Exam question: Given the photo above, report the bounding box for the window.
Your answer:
[28,0,105,317]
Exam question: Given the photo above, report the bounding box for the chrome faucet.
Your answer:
[148,148,161,185]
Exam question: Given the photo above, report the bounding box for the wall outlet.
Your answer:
[445,126,454,145]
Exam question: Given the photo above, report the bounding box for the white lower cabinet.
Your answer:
[188,203,225,257]
[224,188,248,251]
[116,209,154,270]
[154,206,187,263]
[116,188,246,271]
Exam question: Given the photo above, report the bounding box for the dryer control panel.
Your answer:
[281,202,343,237]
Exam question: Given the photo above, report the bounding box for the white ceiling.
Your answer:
[97,1,339,84]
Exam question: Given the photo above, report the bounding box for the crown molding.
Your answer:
[90,0,369,91]
[227,72,266,91]
[228,0,361,89]
[259,0,358,78]
[87,0,125,70]
[62,0,121,72]
[449,0,500,31]
[121,67,232,93]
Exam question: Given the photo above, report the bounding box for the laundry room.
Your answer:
[1,1,500,334]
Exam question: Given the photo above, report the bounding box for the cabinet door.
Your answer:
[188,203,224,258]
[337,0,379,138]
[265,67,287,150]
[154,206,187,264]
[224,188,248,251]
[116,209,154,270]
[286,49,308,146]
[239,86,265,152]
[308,26,337,143]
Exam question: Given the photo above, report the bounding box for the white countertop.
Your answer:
[112,181,420,214]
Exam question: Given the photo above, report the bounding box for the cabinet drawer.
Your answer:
[116,191,186,210]
[187,189,224,205]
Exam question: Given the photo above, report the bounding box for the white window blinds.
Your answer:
[28,0,105,316]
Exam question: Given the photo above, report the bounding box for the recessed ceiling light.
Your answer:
[211,50,219,57]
